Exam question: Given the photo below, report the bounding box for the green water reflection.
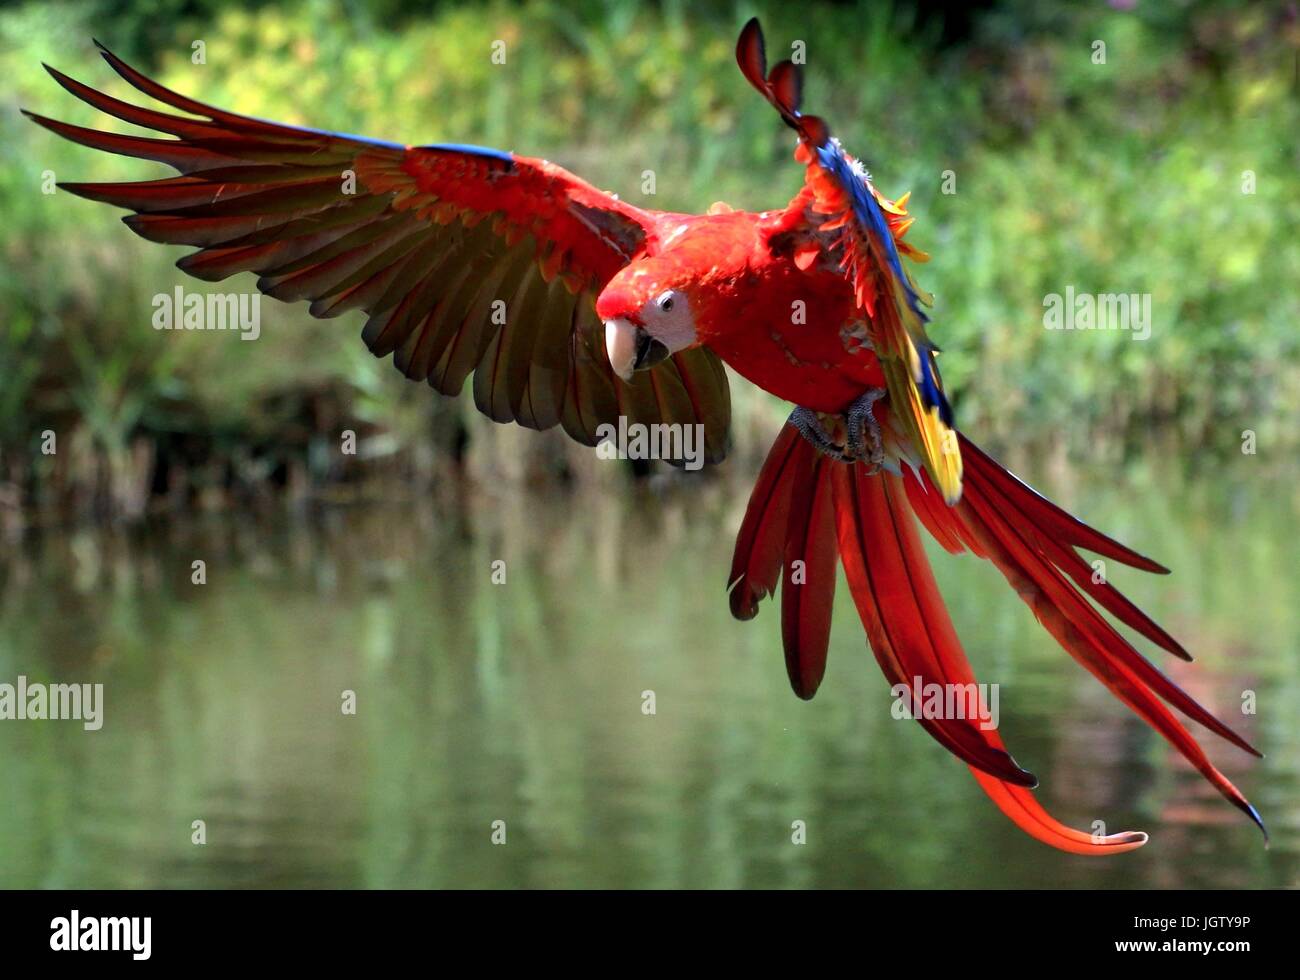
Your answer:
[1,465,1297,888]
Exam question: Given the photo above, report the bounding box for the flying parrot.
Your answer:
[27,18,1263,853]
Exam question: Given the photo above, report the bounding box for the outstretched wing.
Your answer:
[26,42,730,465]
[736,19,959,500]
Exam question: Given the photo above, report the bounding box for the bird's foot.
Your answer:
[789,406,854,462]
[788,387,886,470]
[845,387,886,471]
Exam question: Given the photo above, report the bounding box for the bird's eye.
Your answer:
[658,293,675,312]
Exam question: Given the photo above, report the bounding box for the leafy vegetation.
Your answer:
[2,0,1296,524]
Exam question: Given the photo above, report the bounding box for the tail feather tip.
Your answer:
[1242,802,1269,846]
[1106,830,1149,848]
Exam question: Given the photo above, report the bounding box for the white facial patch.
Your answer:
[641,289,696,353]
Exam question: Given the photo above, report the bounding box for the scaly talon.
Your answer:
[845,388,886,472]
[789,387,886,470]
[789,406,853,462]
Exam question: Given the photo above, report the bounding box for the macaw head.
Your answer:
[596,259,699,381]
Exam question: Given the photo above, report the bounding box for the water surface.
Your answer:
[1,465,1296,888]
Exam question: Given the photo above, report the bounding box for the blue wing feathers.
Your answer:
[816,142,953,426]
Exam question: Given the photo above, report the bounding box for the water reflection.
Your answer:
[0,467,1296,888]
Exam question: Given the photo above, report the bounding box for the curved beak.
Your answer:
[604,317,670,381]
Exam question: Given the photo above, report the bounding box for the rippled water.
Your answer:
[1,464,1296,888]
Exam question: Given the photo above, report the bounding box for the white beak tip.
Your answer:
[604,317,638,382]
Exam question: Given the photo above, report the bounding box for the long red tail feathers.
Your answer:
[728,421,1265,852]
[780,453,838,699]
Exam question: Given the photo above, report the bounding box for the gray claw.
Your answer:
[846,388,886,472]
[789,388,887,468]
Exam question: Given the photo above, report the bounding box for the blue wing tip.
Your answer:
[417,141,515,166]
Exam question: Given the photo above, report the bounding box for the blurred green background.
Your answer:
[0,0,1297,888]
[2,0,1298,522]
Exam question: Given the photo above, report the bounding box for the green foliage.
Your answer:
[1,0,1296,518]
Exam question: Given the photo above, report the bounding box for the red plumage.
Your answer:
[27,19,1263,852]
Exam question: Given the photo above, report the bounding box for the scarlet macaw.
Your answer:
[27,18,1263,853]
